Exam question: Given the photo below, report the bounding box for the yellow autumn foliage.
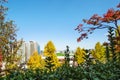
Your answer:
[5,63,17,70]
[44,41,60,70]
[44,41,56,56]
[27,51,45,69]
[74,47,86,65]
[91,42,106,63]
[5,54,22,70]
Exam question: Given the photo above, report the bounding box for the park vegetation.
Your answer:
[0,0,120,80]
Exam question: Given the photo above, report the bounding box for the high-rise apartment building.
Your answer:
[17,41,40,63]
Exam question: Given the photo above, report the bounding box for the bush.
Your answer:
[1,61,120,80]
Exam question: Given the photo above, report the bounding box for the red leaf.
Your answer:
[77,37,81,42]
[104,9,115,18]
[75,24,83,31]
[81,33,87,38]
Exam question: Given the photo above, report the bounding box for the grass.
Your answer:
[56,53,64,56]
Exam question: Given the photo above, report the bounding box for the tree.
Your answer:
[91,42,106,63]
[115,26,120,37]
[0,0,22,70]
[115,26,120,51]
[74,47,86,65]
[64,45,70,66]
[75,3,120,63]
[44,41,60,71]
[27,51,44,69]
[103,26,120,62]
[114,26,120,61]
[108,27,116,61]
[75,3,120,42]
[0,48,2,71]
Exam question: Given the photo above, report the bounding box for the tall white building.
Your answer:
[17,41,40,63]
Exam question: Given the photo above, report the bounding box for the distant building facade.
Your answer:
[17,41,40,63]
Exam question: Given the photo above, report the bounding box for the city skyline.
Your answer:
[18,41,41,62]
[6,0,120,50]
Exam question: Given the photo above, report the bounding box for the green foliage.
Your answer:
[1,61,120,80]
[64,45,70,67]
[45,56,55,72]
[108,27,116,61]
[0,1,120,79]
[104,43,110,61]
[83,52,94,66]
[56,53,64,56]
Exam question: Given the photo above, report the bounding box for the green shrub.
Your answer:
[1,61,120,80]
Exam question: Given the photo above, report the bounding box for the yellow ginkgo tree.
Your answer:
[91,42,106,63]
[44,41,60,71]
[27,51,44,69]
[74,47,86,65]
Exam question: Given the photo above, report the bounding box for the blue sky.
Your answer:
[6,0,120,50]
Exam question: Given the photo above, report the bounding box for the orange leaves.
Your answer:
[102,8,120,22]
[75,3,120,42]
[87,14,102,25]
[104,9,115,18]
[102,4,120,22]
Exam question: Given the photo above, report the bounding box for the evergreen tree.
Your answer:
[44,41,60,71]
[27,51,44,69]
[103,42,110,62]
[108,27,116,61]
[115,26,120,61]
[64,45,70,66]
[103,27,120,62]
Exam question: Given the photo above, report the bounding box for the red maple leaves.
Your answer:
[102,8,120,22]
[75,3,120,42]
[75,24,83,32]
